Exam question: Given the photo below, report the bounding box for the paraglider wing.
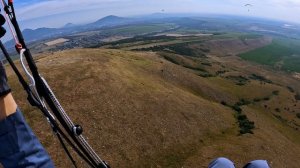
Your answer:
[244,4,253,12]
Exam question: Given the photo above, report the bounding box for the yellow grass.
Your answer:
[5,48,300,168]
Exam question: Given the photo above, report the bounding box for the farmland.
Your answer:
[239,38,300,72]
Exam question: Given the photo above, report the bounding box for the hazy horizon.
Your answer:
[11,0,300,29]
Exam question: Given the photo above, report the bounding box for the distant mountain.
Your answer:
[63,23,76,28]
[6,14,298,48]
[142,13,180,19]
[9,15,136,44]
[23,28,60,41]
[89,15,133,27]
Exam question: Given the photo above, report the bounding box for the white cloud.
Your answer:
[16,0,133,20]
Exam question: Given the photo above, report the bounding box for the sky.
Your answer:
[4,0,300,29]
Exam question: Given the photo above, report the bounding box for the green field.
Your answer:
[239,38,300,72]
[282,57,300,72]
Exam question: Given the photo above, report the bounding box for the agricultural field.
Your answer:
[239,38,300,72]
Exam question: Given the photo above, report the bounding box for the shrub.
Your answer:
[201,62,212,66]
[227,76,249,86]
[250,74,272,84]
[236,82,246,86]
[287,86,294,93]
[162,55,181,65]
[237,99,251,106]
[272,91,279,95]
[221,101,227,106]
[199,73,215,78]
[237,114,247,121]
[295,93,300,100]
[216,70,227,75]
[241,121,255,130]
[183,65,206,72]
[236,114,255,134]
[200,48,210,53]
[230,101,255,134]
[273,114,287,123]
[232,105,242,113]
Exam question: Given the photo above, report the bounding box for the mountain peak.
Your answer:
[91,15,129,27]
[102,15,122,19]
[95,15,125,22]
[64,23,76,28]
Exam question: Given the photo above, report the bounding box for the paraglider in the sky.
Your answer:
[161,9,165,12]
[244,4,253,12]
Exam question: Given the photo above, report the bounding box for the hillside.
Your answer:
[6,48,300,168]
[90,15,131,27]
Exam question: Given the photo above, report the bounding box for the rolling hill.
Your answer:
[90,15,132,27]
[6,48,300,168]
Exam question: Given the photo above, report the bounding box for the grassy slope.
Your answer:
[6,49,300,168]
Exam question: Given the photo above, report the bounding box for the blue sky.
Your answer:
[6,0,300,29]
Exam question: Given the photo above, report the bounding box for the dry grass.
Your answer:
[4,48,300,168]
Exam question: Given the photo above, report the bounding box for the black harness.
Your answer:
[0,1,110,167]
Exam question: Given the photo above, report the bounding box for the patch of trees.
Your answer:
[236,114,255,134]
[201,62,212,66]
[160,53,209,73]
[250,74,273,84]
[182,65,206,72]
[198,73,215,78]
[295,93,300,101]
[273,114,287,123]
[272,90,279,96]
[253,98,261,102]
[221,101,227,106]
[212,32,225,35]
[287,86,295,93]
[255,96,269,102]
[220,99,255,134]
[110,35,176,46]
[135,43,208,58]
[235,99,251,106]
[226,75,250,86]
[200,48,210,53]
[161,54,181,65]
[252,91,278,104]
[216,70,227,75]
[275,108,281,112]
